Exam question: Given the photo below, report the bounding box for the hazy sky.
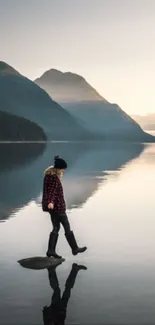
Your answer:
[0,0,155,115]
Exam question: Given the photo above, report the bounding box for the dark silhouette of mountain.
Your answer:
[0,62,95,141]
[132,114,155,131]
[0,111,46,141]
[35,69,154,142]
[0,141,144,221]
[0,61,20,76]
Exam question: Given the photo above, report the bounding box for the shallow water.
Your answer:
[0,141,155,324]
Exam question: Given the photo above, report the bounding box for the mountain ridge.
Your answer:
[0,61,20,76]
[35,68,154,142]
[35,68,107,103]
[0,62,97,141]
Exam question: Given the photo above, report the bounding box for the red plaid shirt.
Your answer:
[42,174,66,213]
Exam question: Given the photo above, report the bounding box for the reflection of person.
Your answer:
[43,263,87,325]
[42,156,87,258]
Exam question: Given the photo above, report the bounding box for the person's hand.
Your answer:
[48,202,54,210]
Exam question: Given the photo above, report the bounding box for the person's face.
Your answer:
[60,169,65,176]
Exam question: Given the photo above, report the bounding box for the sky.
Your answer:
[0,0,155,115]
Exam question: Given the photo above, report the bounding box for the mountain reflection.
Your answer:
[0,143,46,220]
[0,142,144,220]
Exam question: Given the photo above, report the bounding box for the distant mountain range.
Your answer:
[35,69,154,142]
[132,114,155,131]
[0,61,154,142]
[0,62,95,141]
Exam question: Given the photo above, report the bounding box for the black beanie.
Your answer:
[54,155,67,169]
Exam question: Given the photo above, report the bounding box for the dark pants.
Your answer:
[50,212,71,235]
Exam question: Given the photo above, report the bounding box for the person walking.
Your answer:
[42,156,87,258]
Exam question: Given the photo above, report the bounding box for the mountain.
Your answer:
[35,69,154,142]
[0,61,20,76]
[35,69,105,102]
[0,62,96,141]
[0,111,46,141]
[132,114,155,131]
[62,101,154,141]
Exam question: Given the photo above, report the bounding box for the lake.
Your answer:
[0,140,155,325]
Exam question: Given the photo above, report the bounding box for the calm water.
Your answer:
[0,141,155,325]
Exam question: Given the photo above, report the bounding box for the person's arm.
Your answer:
[47,175,59,206]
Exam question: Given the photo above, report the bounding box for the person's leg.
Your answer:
[60,213,87,255]
[43,266,61,325]
[59,213,71,235]
[50,212,61,234]
[61,263,87,308]
[46,212,61,258]
[48,266,61,304]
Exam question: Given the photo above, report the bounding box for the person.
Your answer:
[42,155,87,258]
[43,263,87,325]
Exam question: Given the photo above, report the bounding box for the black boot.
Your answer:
[61,263,87,310]
[65,231,87,256]
[46,232,62,259]
[65,263,87,288]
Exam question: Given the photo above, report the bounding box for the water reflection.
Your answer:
[0,142,145,220]
[0,143,46,220]
[0,143,46,171]
[43,264,87,325]
[0,142,155,325]
[63,142,145,209]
